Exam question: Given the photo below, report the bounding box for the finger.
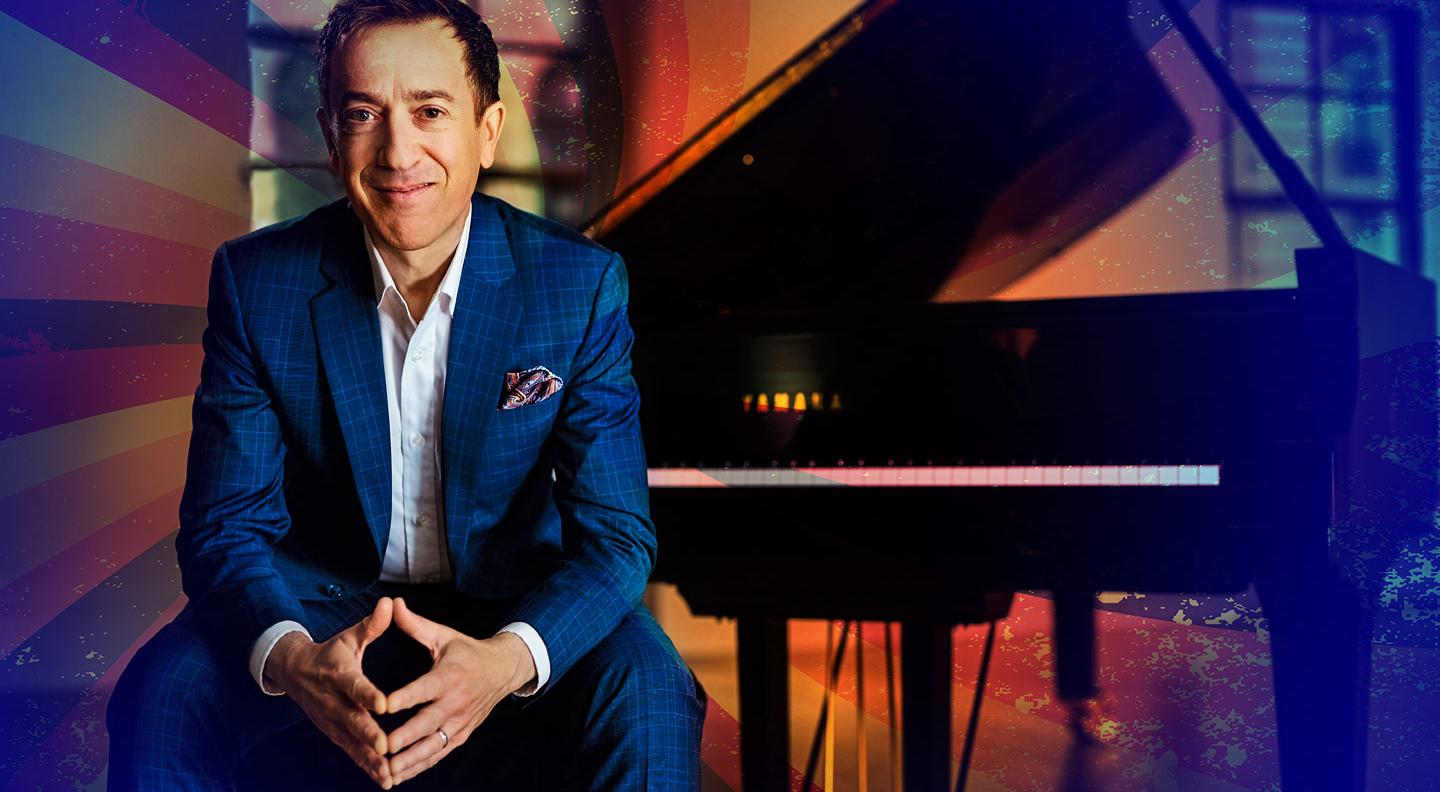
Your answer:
[389,724,458,785]
[347,744,391,789]
[314,687,389,759]
[384,664,445,715]
[385,698,451,756]
[323,719,393,788]
[340,665,389,715]
[341,699,390,756]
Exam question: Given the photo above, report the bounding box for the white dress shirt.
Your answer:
[249,203,550,697]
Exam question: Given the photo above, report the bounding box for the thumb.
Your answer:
[356,596,393,649]
[392,597,447,653]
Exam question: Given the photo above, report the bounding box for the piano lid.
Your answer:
[586,0,1196,316]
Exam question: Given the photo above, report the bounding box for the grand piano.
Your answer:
[586,1,1432,789]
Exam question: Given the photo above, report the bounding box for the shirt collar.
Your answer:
[364,200,473,318]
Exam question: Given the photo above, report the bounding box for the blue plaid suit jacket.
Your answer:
[177,191,655,685]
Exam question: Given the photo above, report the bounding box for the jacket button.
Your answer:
[321,583,344,598]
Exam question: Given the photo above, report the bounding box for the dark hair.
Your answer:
[316,0,500,123]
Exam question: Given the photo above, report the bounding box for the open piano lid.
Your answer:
[586,0,1195,315]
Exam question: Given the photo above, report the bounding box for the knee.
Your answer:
[107,618,225,737]
[587,612,706,730]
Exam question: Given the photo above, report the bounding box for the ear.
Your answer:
[477,100,506,170]
[316,106,340,173]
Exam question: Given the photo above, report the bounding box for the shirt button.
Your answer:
[411,348,426,362]
[416,514,429,526]
[321,583,345,599]
[410,434,425,449]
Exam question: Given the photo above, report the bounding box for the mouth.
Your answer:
[372,183,434,204]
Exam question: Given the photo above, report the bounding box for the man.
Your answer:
[105,1,704,789]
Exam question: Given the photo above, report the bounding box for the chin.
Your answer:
[375,224,437,252]
[355,206,426,249]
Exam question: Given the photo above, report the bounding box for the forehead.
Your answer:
[332,19,471,103]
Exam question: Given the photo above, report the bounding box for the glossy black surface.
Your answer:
[592,2,1374,788]
[598,0,1190,313]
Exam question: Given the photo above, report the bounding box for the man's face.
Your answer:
[318,19,504,254]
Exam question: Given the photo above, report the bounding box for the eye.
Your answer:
[345,108,374,123]
[421,106,445,120]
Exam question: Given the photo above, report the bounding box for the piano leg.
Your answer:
[738,617,790,792]
[901,622,953,791]
[1053,589,1098,703]
[1256,446,1371,791]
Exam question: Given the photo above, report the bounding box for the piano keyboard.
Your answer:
[648,464,1221,488]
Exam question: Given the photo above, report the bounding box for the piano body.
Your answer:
[586,1,1433,789]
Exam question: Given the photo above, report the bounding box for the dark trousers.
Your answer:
[106,581,706,791]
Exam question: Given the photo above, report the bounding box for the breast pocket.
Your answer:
[495,393,560,422]
[491,390,563,450]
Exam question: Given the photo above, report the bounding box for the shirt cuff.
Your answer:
[496,622,549,697]
[249,620,311,696]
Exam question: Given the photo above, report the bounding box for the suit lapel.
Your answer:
[442,194,524,571]
[311,203,392,560]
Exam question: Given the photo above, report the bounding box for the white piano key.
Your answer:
[648,464,1222,488]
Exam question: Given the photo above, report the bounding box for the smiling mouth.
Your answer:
[373,183,434,202]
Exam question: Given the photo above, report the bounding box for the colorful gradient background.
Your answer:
[0,0,1437,790]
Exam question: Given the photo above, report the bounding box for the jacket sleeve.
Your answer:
[505,251,657,685]
[177,242,307,648]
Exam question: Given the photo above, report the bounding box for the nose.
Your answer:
[375,109,423,173]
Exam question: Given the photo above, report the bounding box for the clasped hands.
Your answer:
[265,596,536,788]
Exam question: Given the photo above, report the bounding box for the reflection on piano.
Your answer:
[587,0,1434,789]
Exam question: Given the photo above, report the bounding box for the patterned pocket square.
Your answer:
[499,365,565,410]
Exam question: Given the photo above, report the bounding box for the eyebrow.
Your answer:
[340,88,456,106]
